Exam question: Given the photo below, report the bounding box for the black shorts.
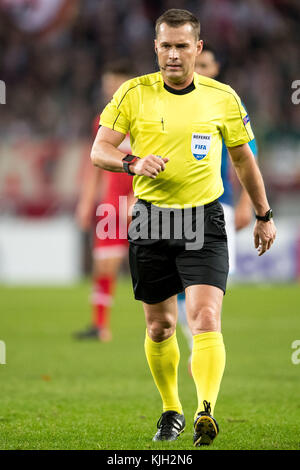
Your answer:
[128,199,229,304]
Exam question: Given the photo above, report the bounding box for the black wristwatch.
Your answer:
[255,209,273,222]
[122,154,140,175]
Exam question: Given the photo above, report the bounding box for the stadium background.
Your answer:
[0,0,300,451]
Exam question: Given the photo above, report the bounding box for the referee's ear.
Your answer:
[197,40,204,56]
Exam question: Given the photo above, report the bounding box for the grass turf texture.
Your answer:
[0,279,299,450]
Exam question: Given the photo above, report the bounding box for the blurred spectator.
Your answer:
[0,0,299,140]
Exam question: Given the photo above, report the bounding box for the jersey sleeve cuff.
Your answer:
[99,120,128,135]
[225,136,253,148]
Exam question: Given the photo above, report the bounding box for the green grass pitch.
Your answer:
[0,279,299,450]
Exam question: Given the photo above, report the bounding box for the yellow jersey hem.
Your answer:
[133,189,224,209]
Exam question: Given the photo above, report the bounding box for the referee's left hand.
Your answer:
[254,219,276,256]
[130,154,169,179]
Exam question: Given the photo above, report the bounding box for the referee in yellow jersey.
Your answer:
[91,9,276,447]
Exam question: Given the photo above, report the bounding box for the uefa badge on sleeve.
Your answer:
[243,114,250,126]
[191,133,211,160]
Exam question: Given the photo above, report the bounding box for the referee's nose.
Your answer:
[168,46,179,60]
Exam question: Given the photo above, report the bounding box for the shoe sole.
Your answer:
[193,416,218,447]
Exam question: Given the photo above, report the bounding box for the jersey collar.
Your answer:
[162,75,196,95]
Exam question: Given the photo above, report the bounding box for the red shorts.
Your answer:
[93,195,130,259]
[91,135,133,259]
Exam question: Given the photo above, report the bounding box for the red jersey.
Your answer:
[93,116,133,208]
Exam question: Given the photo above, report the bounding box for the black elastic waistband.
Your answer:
[137,199,219,210]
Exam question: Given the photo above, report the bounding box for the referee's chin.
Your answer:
[161,69,187,85]
[160,66,193,86]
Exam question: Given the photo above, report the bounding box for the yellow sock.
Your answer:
[191,331,226,418]
[144,330,183,414]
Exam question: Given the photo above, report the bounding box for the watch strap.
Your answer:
[122,154,140,176]
[256,209,273,222]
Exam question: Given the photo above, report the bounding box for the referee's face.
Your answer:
[155,23,202,88]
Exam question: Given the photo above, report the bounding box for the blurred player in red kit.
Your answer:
[74,61,135,341]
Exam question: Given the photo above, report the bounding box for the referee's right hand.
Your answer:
[130,155,169,179]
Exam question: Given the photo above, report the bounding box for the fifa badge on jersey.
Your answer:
[191,133,211,160]
[243,114,250,126]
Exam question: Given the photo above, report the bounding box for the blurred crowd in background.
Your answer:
[1,0,299,140]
